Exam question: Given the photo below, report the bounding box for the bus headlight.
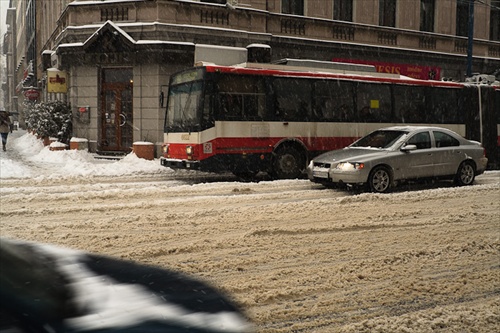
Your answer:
[162,144,169,154]
[186,145,193,156]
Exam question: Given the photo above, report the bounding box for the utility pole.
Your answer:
[466,0,475,77]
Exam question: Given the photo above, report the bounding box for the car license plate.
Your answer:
[313,170,329,178]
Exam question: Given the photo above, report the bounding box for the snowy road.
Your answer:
[1,132,500,332]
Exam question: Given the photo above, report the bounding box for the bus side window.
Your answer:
[427,88,460,124]
[313,80,354,122]
[243,94,264,120]
[201,82,215,129]
[273,78,312,121]
[357,83,392,122]
[219,93,230,119]
[315,97,335,120]
[393,86,426,123]
[216,75,265,121]
[243,79,266,121]
[220,94,243,120]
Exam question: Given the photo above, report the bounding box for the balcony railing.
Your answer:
[333,26,354,41]
[488,45,500,58]
[454,40,468,53]
[101,7,129,22]
[281,19,305,35]
[200,9,229,25]
[419,36,437,50]
[378,32,397,45]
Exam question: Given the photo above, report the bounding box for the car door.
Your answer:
[431,130,463,176]
[398,131,435,179]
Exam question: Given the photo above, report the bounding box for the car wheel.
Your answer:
[368,166,392,193]
[272,146,304,179]
[455,161,475,186]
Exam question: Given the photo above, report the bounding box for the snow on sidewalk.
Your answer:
[0,131,171,179]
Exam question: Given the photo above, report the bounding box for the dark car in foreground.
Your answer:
[307,126,488,193]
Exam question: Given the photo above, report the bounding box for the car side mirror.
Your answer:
[401,144,417,152]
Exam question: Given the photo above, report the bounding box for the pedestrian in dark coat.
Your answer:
[0,111,12,151]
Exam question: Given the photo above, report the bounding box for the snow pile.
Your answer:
[0,157,33,178]
[0,131,171,180]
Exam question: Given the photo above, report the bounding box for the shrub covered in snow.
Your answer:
[25,100,72,142]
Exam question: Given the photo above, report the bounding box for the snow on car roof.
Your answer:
[381,125,456,132]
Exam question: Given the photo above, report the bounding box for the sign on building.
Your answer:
[333,58,441,80]
[47,69,68,93]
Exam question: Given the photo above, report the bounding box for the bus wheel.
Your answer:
[272,146,304,179]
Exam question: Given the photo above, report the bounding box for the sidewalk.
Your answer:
[0,130,168,180]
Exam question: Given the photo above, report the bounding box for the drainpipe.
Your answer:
[466,0,474,78]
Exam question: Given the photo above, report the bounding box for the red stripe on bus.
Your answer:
[165,136,360,161]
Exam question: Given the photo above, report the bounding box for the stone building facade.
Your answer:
[2,0,500,155]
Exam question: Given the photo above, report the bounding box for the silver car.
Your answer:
[307,126,488,193]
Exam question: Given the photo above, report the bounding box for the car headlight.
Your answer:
[186,145,193,156]
[336,162,365,171]
[162,144,169,154]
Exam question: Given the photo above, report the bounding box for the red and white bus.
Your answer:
[161,61,499,179]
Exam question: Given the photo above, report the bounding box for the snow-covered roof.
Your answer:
[247,43,271,49]
[57,21,196,52]
[196,44,247,52]
[69,0,146,6]
[83,20,136,47]
[57,42,84,50]
[61,21,271,40]
[135,40,194,46]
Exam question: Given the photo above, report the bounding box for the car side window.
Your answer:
[407,132,431,149]
[433,131,460,148]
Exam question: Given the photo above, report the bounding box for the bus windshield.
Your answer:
[165,81,203,132]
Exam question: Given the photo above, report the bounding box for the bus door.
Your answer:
[479,86,499,168]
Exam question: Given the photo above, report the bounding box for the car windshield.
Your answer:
[351,130,408,149]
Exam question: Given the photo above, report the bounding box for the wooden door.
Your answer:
[99,69,133,152]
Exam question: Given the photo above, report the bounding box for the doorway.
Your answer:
[99,68,133,153]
